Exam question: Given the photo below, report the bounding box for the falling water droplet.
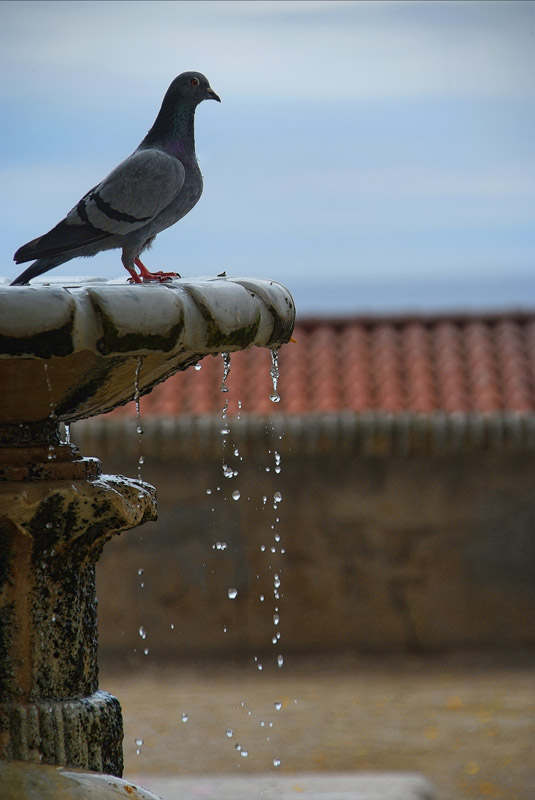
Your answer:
[274,701,282,711]
[138,568,144,576]
[220,351,231,392]
[135,738,144,747]
[273,758,281,768]
[226,728,233,738]
[232,490,241,501]
[138,626,147,640]
[277,655,284,668]
[64,423,71,445]
[194,363,202,371]
[273,614,280,626]
[269,349,281,403]
[274,492,282,504]
[228,588,238,600]
[181,713,189,723]
[240,750,248,758]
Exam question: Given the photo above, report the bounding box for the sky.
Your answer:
[1,0,534,315]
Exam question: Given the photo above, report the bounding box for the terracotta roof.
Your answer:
[114,312,535,417]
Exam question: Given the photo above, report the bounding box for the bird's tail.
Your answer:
[10,258,64,286]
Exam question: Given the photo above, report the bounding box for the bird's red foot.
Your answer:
[126,258,180,283]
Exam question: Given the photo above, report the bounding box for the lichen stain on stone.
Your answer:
[0,310,75,359]
[194,297,262,350]
[92,300,185,356]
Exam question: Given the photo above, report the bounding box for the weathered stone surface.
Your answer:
[0,279,295,424]
[0,760,162,799]
[0,458,156,775]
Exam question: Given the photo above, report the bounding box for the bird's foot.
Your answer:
[129,257,180,283]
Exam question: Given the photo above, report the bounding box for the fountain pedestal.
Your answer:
[0,277,295,794]
[0,426,155,775]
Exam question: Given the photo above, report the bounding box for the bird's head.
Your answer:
[168,72,221,105]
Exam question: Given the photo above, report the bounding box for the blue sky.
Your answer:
[1,0,534,314]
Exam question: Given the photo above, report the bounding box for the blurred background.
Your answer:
[1,0,534,312]
[2,2,534,799]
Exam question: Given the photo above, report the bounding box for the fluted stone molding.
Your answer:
[0,277,295,425]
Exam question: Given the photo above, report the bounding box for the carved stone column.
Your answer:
[0,422,156,776]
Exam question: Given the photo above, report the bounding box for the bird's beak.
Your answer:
[206,86,221,102]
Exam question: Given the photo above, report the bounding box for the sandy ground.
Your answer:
[100,651,535,800]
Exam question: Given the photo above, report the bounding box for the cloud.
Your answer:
[1,0,533,109]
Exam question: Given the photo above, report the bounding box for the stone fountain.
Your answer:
[0,276,295,798]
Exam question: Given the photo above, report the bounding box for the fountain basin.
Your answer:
[0,277,295,426]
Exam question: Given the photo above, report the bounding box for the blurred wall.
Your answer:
[72,414,535,663]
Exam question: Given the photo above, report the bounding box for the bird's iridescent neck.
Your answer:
[141,103,197,157]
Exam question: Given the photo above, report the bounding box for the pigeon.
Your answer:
[11,71,220,285]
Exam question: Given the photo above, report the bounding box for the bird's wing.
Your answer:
[66,148,186,235]
[14,149,186,264]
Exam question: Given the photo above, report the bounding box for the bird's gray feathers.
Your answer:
[11,70,219,285]
[66,149,187,236]
[14,219,111,264]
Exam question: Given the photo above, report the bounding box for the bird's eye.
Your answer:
[190,77,199,86]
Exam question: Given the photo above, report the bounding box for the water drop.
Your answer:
[269,349,281,403]
[170,623,175,630]
[64,423,71,445]
[137,568,144,576]
[222,463,234,478]
[274,701,282,711]
[235,743,242,751]
[45,522,53,529]
[181,713,189,723]
[138,626,147,640]
[257,663,263,671]
[135,738,144,747]
[273,758,281,768]
[226,728,233,738]
[274,492,282,503]
[143,648,149,655]
[138,455,145,466]
[240,750,248,758]
[220,351,231,392]
[273,614,280,626]
[194,363,202,371]
[228,588,238,600]
[277,655,284,668]
[259,594,265,602]
[260,545,266,552]
[232,490,241,501]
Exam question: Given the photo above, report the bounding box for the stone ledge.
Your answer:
[0,691,123,775]
[131,771,436,799]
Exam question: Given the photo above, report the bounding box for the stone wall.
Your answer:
[71,413,535,661]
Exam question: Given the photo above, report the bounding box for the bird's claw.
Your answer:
[127,258,180,283]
